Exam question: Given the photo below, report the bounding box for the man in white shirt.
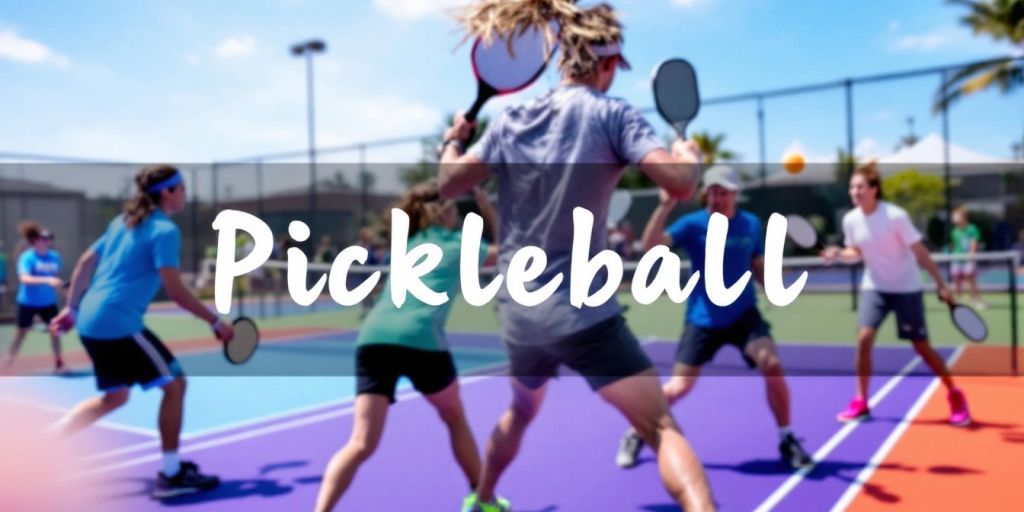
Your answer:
[822,162,970,427]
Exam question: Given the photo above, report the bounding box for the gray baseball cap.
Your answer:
[701,164,742,192]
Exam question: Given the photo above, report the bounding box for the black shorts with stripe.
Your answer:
[81,329,183,392]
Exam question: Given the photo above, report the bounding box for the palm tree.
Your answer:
[934,0,1024,111]
[690,131,739,164]
[834,147,858,182]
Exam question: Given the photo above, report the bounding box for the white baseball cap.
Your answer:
[701,165,742,192]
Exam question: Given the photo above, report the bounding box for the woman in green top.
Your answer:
[950,207,985,309]
[315,182,498,512]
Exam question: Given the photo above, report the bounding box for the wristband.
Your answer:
[437,138,465,158]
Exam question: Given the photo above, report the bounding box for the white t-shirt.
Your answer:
[842,201,923,292]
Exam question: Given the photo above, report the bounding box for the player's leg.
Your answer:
[617,361,699,469]
[744,331,812,468]
[744,336,789,428]
[4,306,35,366]
[966,262,985,308]
[600,370,714,511]
[52,388,131,435]
[415,350,480,490]
[134,330,217,499]
[894,293,971,426]
[315,393,390,512]
[571,316,713,510]
[40,305,64,371]
[472,377,547,508]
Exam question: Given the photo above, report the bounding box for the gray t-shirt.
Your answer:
[470,84,663,345]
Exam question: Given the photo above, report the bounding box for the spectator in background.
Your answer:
[315,235,337,264]
[4,222,65,373]
[0,238,8,312]
[950,207,985,309]
[620,220,637,261]
[357,227,380,266]
[608,222,628,259]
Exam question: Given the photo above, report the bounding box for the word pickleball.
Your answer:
[464,24,557,123]
[652,58,700,138]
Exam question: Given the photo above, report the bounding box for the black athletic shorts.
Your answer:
[355,344,458,403]
[676,307,772,369]
[506,314,653,391]
[16,304,58,329]
[81,329,183,392]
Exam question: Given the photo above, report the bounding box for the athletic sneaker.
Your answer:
[836,397,870,423]
[616,428,644,469]
[461,492,510,512]
[153,461,220,499]
[948,388,971,427]
[779,433,814,469]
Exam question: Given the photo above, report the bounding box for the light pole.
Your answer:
[291,39,326,248]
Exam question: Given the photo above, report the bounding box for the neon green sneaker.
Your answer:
[461,492,511,512]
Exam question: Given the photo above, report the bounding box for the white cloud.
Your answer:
[373,0,471,21]
[0,30,70,68]
[186,53,201,66]
[215,36,257,58]
[855,137,880,159]
[889,27,961,52]
[670,0,705,7]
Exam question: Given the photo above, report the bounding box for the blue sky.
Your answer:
[1,0,1021,177]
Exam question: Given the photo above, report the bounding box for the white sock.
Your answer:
[779,426,792,441]
[162,451,181,476]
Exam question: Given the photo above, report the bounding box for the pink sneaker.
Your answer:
[948,388,971,427]
[837,397,870,423]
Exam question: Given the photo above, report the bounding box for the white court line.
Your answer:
[752,354,925,512]
[828,345,966,512]
[74,334,765,469]
[74,374,495,478]
[81,360,512,464]
[0,396,159,438]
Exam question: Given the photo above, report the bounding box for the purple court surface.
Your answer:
[53,336,950,511]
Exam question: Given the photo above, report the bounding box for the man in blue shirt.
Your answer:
[616,165,813,471]
[50,165,233,499]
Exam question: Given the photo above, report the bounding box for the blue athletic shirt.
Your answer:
[78,211,181,339]
[16,249,61,307]
[667,209,763,328]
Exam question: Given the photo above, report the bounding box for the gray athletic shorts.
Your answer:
[858,291,928,341]
[505,315,653,391]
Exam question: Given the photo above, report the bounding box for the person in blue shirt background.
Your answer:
[616,165,813,471]
[3,222,65,372]
[0,238,8,315]
[50,164,234,499]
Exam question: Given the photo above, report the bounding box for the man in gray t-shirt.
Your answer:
[439,5,713,512]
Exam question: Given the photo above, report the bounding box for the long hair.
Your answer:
[456,0,624,79]
[381,181,452,239]
[123,164,180,228]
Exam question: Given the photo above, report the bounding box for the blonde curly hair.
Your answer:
[456,0,625,79]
